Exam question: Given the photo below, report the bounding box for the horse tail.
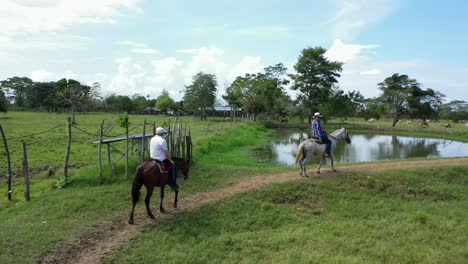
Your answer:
[132,166,144,204]
[295,142,305,165]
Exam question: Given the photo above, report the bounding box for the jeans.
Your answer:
[321,135,331,155]
[162,159,178,189]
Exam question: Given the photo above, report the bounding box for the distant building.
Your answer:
[143,107,161,114]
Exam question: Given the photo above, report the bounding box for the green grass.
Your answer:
[0,118,279,263]
[1,112,467,263]
[105,165,468,264]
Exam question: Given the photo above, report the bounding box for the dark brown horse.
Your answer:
[129,157,190,224]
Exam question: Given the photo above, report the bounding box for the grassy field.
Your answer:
[0,113,287,263]
[0,112,467,263]
[105,165,468,264]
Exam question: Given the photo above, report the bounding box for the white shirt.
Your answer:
[150,135,168,160]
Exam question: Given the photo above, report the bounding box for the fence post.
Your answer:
[22,141,30,201]
[98,119,104,184]
[125,122,129,179]
[140,119,146,163]
[0,123,12,200]
[64,117,72,184]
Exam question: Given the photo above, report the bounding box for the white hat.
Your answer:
[314,112,322,117]
[156,127,167,135]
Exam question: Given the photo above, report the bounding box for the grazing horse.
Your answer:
[295,127,351,176]
[129,157,190,224]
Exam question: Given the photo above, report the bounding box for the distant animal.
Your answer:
[421,120,429,128]
[368,118,375,122]
[441,123,451,128]
[129,157,190,224]
[295,127,351,176]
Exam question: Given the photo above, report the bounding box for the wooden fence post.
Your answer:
[0,123,12,200]
[125,122,129,179]
[64,117,72,184]
[22,141,30,201]
[140,119,146,163]
[98,119,104,184]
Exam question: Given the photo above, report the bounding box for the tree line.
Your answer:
[1,46,467,124]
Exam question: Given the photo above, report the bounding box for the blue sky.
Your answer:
[1,0,467,102]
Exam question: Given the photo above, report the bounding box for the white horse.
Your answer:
[295,127,351,177]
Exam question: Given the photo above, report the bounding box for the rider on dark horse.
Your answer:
[311,112,331,157]
[149,127,178,191]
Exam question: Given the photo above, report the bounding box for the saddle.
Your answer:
[309,137,325,144]
[140,159,168,174]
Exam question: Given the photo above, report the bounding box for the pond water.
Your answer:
[253,129,468,166]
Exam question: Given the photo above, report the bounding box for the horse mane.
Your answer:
[331,127,346,137]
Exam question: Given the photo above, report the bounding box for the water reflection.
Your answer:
[256,129,468,166]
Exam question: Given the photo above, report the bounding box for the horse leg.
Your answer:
[330,155,336,172]
[299,155,305,176]
[173,187,178,208]
[159,186,166,213]
[145,186,155,220]
[302,155,313,177]
[317,156,325,174]
[129,201,137,225]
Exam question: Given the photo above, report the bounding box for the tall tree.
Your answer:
[0,90,8,112]
[155,89,176,113]
[228,64,288,121]
[184,72,217,120]
[378,73,442,126]
[54,79,91,123]
[0,77,34,109]
[290,47,343,124]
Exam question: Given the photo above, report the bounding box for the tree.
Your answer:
[228,64,288,121]
[54,79,91,123]
[131,93,150,113]
[155,89,176,113]
[0,89,8,112]
[439,100,468,122]
[184,72,217,120]
[290,47,343,124]
[0,77,34,109]
[378,73,442,126]
[322,89,364,122]
[105,94,133,112]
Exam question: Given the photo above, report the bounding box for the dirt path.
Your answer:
[38,158,468,264]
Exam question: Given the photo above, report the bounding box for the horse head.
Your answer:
[343,127,351,144]
[174,158,190,180]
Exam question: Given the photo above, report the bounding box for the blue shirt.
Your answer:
[312,119,325,138]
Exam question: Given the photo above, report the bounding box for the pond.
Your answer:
[253,129,468,166]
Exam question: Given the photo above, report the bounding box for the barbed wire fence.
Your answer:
[1,116,192,201]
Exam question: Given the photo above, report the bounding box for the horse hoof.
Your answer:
[317,171,321,174]
[128,219,134,225]
[333,169,337,172]
[173,203,178,208]
[148,214,155,220]
[160,208,166,213]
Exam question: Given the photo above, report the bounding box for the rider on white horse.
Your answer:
[311,112,331,157]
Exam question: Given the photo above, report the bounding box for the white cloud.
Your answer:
[150,57,185,97]
[328,0,399,40]
[228,56,264,80]
[102,47,268,101]
[131,48,160,55]
[360,69,381,75]
[116,40,146,48]
[185,46,228,82]
[0,0,141,36]
[31,69,56,82]
[325,39,378,63]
